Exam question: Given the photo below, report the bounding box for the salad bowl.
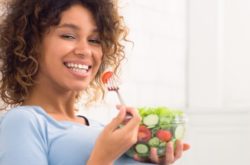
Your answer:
[126,107,187,159]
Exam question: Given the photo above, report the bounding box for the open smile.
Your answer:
[64,62,92,75]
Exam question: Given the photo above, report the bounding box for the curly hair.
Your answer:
[0,0,128,109]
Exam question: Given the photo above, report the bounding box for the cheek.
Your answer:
[93,52,103,75]
[98,53,103,65]
[61,43,75,51]
[43,36,74,56]
[49,43,74,57]
[96,50,103,65]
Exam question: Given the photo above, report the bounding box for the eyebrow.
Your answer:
[57,23,80,30]
[57,23,99,33]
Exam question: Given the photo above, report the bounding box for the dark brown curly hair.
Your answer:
[0,0,128,109]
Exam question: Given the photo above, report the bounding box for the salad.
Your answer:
[126,107,186,158]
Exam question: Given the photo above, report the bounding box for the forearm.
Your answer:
[86,157,113,165]
[86,152,113,165]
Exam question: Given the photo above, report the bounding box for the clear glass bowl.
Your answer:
[125,107,187,159]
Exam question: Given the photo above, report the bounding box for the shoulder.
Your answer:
[0,106,45,131]
[1,106,36,122]
[0,106,49,164]
[0,106,49,146]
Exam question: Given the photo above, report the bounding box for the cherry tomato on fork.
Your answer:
[101,71,113,83]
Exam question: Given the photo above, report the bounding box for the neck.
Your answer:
[23,85,78,118]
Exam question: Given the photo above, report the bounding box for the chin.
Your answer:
[74,83,89,91]
[72,85,87,91]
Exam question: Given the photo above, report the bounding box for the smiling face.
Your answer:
[37,4,103,93]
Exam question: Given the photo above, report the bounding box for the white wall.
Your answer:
[186,0,250,164]
[188,0,250,110]
[119,0,187,108]
[223,0,250,108]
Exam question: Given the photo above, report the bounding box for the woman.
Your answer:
[0,0,189,164]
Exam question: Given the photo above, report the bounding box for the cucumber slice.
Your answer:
[150,127,159,136]
[135,143,149,157]
[157,146,166,157]
[148,137,160,147]
[174,125,185,139]
[143,114,159,127]
[159,116,172,125]
[159,142,166,147]
[126,148,136,158]
[157,142,167,157]
[160,124,171,129]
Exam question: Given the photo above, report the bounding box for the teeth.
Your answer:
[72,68,87,73]
[65,63,89,70]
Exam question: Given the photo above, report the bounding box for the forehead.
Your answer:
[58,4,97,30]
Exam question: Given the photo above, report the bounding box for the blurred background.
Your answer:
[1,0,250,164]
[81,0,250,165]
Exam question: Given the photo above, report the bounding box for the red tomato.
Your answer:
[156,130,172,142]
[137,125,151,142]
[101,71,113,83]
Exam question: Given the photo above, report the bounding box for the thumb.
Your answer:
[105,106,126,131]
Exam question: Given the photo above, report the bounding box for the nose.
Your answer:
[74,41,92,57]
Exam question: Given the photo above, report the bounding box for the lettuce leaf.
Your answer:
[138,106,184,124]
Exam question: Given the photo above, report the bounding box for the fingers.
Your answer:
[149,147,159,163]
[183,143,191,151]
[106,105,141,133]
[165,141,175,164]
[174,140,183,161]
[105,106,126,131]
[164,141,189,164]
[118,106,141,132]
[133,153,148,162]
[148,141,190,165]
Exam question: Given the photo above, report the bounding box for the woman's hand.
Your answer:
[134,140,190,165]
[87,105,141,165]
[150,140,190,164]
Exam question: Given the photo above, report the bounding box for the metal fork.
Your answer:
[105,76,132,120]
[106,77,125,105]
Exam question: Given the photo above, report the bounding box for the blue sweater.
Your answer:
[0,106,153,165]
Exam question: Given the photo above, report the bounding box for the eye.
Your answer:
[89,38,101,44]
[60,34,76,40]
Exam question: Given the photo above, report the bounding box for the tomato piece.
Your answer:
[156,130,172,142]
[137,125,151,142]
[101,71,113,83]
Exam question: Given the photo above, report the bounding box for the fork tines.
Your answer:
[107,78,119,91]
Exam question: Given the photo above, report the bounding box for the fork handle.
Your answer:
[115,90,125,105]
[115,90,133,120]
[116,90,132,121]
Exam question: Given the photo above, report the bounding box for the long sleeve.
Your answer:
[0,109,48,165]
